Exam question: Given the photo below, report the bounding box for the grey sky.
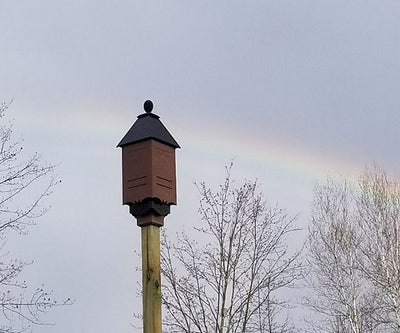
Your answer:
[1,1,400,332]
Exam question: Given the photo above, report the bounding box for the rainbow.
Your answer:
[175,117,364,185]
[15,102,364,186]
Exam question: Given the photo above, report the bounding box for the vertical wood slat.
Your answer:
[141,225,162,333]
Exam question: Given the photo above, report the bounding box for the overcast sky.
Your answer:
[1,1,400,332]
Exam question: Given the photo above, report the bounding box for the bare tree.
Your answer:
[161,165,302,333]
[0,101,69,333]
[306,166,400,333]
[306,178,374,333]
[356,167,400,332]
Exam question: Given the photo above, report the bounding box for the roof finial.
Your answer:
[144,100,153,113]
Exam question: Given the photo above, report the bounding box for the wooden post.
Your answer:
[141,224,161,333]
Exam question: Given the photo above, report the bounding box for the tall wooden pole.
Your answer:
[141,225,161,333]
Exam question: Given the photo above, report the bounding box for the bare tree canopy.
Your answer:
[306,165,400,333]
[0,102,69,333]
[161,165,302,333]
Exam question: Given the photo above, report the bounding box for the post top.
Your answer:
[144,100,153,113]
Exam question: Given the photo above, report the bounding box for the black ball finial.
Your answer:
[144,100,153,113]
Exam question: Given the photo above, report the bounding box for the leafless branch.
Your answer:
[162,165,302,333]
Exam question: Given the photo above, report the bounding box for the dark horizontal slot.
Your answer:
[128,183,146,189]
[128,176,147,189]
[128,176,147,182]
[156,176,172,183]
[157,182,172,190]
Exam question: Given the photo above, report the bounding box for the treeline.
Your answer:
[161,164,400,333]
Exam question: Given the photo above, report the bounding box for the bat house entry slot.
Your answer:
[128,176,147,189]
[156,176,173,189]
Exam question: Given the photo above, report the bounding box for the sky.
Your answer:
[1,1,400,332]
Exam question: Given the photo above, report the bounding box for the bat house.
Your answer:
[117,100,180,209]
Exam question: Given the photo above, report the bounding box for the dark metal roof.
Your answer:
[117,101,180,149]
